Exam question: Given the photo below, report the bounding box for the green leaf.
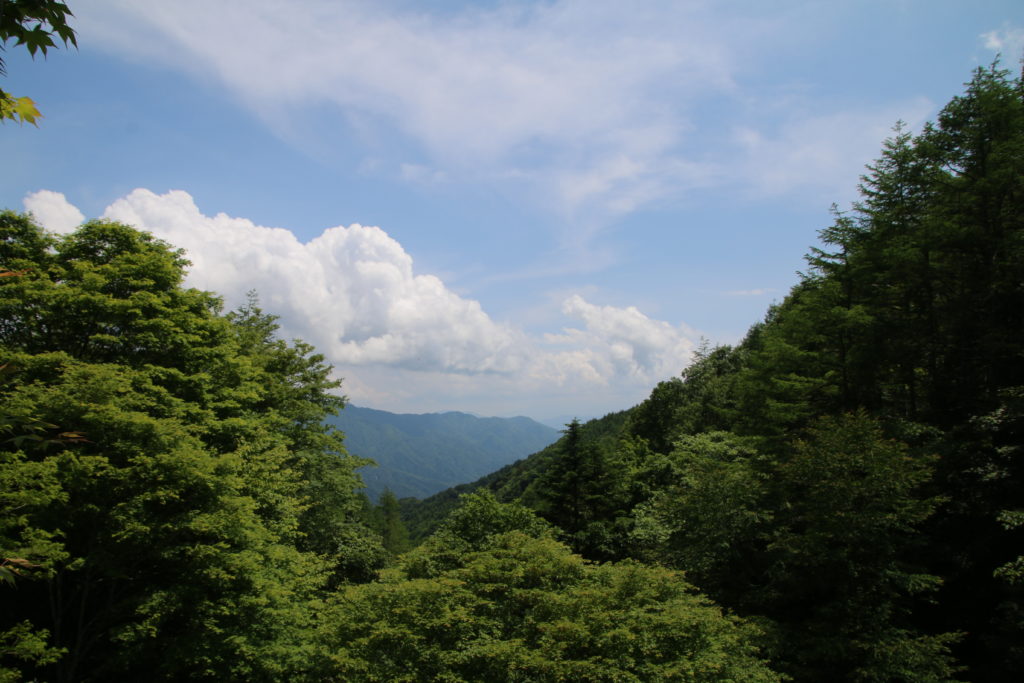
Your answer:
[0,95,43,125]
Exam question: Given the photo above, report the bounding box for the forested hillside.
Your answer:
[405,64,1024,681]
[0,216,776,681]
[328,405,559,500]
[401,409,631,543]
[2,57,1022,681]
[0,219,389,680]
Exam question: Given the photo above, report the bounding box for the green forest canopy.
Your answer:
[405,62,1024,682]
[2,62,1023,681]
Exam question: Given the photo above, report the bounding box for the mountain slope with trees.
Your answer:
[0,215,781,681]
[405,63,1024,681]
[0,217,383,680]
[3,12,1022,676]
[328,405,559,500]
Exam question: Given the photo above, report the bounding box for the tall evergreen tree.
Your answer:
[537,419,587,534]
[766,412,955,681]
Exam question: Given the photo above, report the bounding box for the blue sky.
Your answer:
[2,0,1022,421]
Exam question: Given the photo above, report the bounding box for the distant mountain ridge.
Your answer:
[327,405,561,500]
[400,409,631,543]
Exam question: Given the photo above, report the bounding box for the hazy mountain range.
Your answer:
[327,405,561,500]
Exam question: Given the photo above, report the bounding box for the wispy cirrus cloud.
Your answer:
[78,1,731,225]
[731,98,935,203]
[75,1,921,239]
[981,26,1024,58]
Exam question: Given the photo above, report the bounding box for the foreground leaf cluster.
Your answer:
[0,0,77,125]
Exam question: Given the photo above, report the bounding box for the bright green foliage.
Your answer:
[0,94,40,125]
[318,529,780,682]
[0,413,69,682]
[402,491,554,578]
[0,1,77,124]
[220,293,374,583]
[0,622,64,683]
[0,445,67,583]
[376,489,410,554]
[0,213,376,680]
[432,490,552,550]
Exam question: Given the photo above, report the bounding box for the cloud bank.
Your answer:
[101,189,523,375]
[25,189,698,417]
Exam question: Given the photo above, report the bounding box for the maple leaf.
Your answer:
[13,96,43,125]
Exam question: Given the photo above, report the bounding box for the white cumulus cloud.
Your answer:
[548,295,697,382]
[26,188,702,416]
[101,188,523,374]
[23,190,85,234]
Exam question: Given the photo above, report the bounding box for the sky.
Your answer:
[2,1,1022,422]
